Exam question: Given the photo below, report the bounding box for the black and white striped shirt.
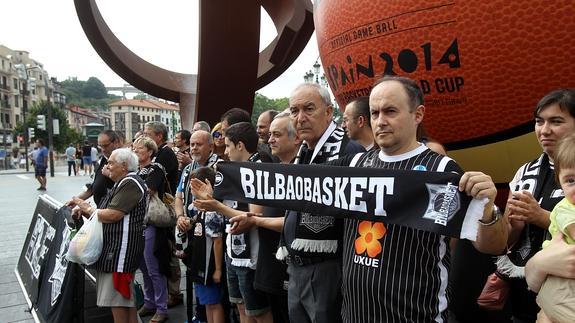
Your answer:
[341,145,461,323]
[93,174,147,273]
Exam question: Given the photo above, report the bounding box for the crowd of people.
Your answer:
[64,76,575,323]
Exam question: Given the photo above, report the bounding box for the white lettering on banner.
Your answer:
[370,178,393,216]
[256,170,264,199]
[276,174,285,199]
[349,177,367,212]
[240,168,256,198]
[334,177,349,209]
[263,171,274,199]
[322,177,334,205]
[238,167,394,216]
[25,214,56,279]
[49,218,71,306]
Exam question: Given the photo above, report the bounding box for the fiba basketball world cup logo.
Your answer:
[423,183,460,226]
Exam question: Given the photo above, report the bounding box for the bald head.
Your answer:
[190,130,213,164]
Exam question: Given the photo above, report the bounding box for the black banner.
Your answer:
[35,207,79,322]
[213,162,486,240]
[16,196,113,323]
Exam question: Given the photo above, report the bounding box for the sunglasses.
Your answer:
[212,131,222,138]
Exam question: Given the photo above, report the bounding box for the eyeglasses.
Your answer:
[98,142,111,148]
[213,131,222,138]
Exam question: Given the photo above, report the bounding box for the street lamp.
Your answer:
[303,58,329,87]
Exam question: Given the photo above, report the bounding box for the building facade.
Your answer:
[108,99,181,142]
[0,45,62,142]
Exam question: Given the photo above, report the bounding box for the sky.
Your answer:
[1,0,320,99]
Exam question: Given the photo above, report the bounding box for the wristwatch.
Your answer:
[479,204,502,226]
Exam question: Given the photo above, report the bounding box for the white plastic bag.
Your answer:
[66,212,103,265]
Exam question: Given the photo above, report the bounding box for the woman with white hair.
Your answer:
[72,148,147,323]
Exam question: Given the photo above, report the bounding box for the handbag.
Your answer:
[146,163,177,227]
[134,279,145,309]
[477,272,510,310]
[66,212,103,265]
[147,192,177,227]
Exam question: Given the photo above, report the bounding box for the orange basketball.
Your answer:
[315,0,575,149]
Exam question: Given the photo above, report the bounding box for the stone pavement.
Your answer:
[0,166,189,323]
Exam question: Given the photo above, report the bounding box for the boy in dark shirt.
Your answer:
[180,167,225,323]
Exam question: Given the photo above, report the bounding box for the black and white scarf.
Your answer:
[213,161,486,239]
[225,200,252,267]
[289,122,349,255]
[226,152,262,267]
[496,154,561,278]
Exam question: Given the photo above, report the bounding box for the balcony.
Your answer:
[0,101,11,109]
[0,84,10,92]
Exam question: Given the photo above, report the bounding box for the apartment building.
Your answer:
[108,99,181,142]
[0,45,63,140]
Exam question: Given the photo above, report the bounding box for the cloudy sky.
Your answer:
[1,0,320,99]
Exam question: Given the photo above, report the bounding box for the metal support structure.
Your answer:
[22,80,30,172]
[45,75,54,178]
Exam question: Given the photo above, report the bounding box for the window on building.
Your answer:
[118,106,122,110]
[15,115,19,123]
[14,95,19,108]
[13,78,18,90]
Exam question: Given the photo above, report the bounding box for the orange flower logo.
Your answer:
[354,221,386,258]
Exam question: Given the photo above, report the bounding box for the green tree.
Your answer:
[60,77,120,110]
[251,93,289,124]
[14,101,83,152]
[82,77,107,99]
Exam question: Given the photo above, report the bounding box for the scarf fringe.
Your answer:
[460,198,488,241]
[291,239,338,253]
[276,246,289,261]
[231,258,252,268]
[496,255,525,278]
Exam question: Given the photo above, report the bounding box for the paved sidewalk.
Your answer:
[0,170,189,323]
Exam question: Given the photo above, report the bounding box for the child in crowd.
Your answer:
[537,133,575,323]
[184,167,225,323]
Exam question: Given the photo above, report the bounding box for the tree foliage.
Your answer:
[14,101,83,152]
[60,77,119,110]
[251,92,343,125]
[251,93,289,124]
[82,77,108,99]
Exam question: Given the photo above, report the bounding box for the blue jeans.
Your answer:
[140,226,168,314]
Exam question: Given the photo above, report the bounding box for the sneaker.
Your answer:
[191,316,207,323]
[137,306,155,317]
[150,313,169,323]
[167,293,183,308]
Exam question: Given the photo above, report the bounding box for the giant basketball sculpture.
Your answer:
[315,0,575,182]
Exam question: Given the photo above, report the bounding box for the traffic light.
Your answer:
[28,127,35,138]
[37,114,46,130]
